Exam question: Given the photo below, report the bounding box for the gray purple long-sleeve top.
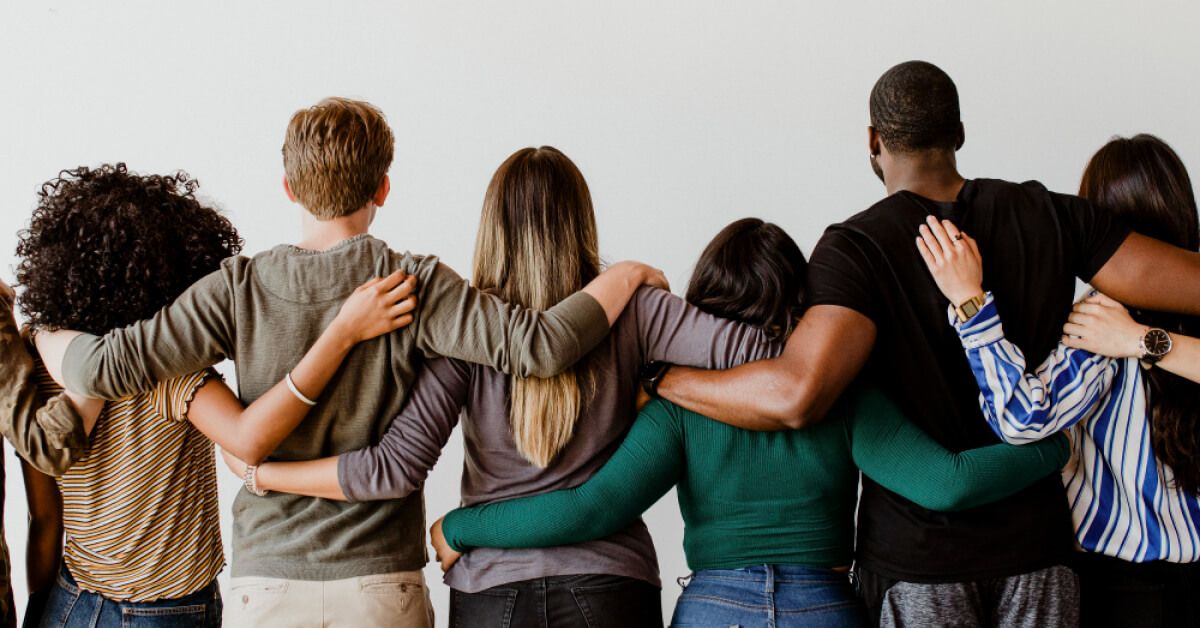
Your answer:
[337,286,782,593]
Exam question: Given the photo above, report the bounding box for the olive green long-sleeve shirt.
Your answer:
[60,234,610,580]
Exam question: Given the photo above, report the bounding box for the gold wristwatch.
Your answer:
[954,293,987,323]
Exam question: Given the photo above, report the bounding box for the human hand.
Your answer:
[220,447,249,479]
[1062,292,1146,358]
[331,270,418,345]
[430,516,463,573]
[915,216,984,306]
[610,261,670,293]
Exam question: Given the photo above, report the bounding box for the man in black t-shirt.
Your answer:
[655,61,1200,627]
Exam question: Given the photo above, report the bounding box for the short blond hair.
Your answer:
[282,97,394,219]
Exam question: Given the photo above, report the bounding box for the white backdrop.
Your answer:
[1,1,1197,625]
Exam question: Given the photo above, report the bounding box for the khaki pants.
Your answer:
[225,571,434,628]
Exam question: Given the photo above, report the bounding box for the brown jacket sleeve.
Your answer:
[0,288,87,476]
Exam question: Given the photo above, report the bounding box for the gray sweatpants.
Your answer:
[868,565,1078,628]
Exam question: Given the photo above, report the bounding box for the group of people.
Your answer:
[0,59,1198,628]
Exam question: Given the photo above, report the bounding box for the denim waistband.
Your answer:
[691,564,848,584]
[59,565,220,605]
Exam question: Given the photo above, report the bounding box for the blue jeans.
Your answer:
[670,565,866,628]
[39,567,222,628]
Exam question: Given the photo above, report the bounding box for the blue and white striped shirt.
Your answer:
[955,293,1200,563]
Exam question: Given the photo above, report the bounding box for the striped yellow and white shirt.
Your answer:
[40,368,224,601]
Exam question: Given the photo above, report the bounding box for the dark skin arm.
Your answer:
[1091,232,1200,316]
[656,304,876,430]
[21,460,62,605]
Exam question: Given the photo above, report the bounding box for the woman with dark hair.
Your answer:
[916,134,1200,627]
[15,163,414,627]
[424,217,1070,627]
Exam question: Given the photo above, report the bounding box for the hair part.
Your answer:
[869,61,962,154]
[1080,133,1200,492]
[686,218,807,340]
[472,146,600,468]
[282,97,394,220]
[16,163,243,335]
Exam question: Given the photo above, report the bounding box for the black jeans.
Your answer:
[1074,551,1200,628]
[450,574,662,628]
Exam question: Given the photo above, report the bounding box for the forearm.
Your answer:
[443,404,680,552]
[0,332,92,475]
[61,271,234,398]
[257,457,346,500]
[227,329,354,463]
[1093,233,1200,316]
[956,300,1109,442]
[1159,334,1200,384]
[658,305,874,431]
[657,363,816,431]
[851,392,1070,512]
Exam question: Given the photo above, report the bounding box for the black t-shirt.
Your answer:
[808,178,1130,582]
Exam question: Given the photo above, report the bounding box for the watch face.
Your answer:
[1144,329,1172,356]
[961,301,980,318]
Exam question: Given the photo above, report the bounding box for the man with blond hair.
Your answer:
[40,97,665,627]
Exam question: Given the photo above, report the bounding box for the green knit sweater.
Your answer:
[442,388,1069,570]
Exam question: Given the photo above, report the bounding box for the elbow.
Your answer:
[766,384,826,431]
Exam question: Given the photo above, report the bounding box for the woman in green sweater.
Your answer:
[431,218,1070,628]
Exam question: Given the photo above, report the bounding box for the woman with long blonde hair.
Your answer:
[223,145,781,627]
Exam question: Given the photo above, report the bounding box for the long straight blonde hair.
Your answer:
[472,146,600,468]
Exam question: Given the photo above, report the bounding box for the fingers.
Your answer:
[925,215,956,254]
[388,313,414,330]
[1086,292,1123,309]
[386,276,418,305]
[940,219,965,250]
[917,226,945,265]
[1062,334,1086,349]
[964,234,982,263]
[1067,311,1093,326]
[1063,322,1088,337]
[375,270,408,293]
[1072,303,1105,317]
[389,296,417,317]
[916,236,937,269]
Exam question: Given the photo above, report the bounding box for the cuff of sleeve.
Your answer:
[38,395,89,450]
[441,509,470,553]
[950,293,1005,349]
[62,333,102,397]
[335,453,363,503]
[555,291,611,352]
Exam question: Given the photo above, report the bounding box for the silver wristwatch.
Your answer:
[1139,328,1173,368]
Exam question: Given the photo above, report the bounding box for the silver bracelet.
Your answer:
[244,464,268,497]
[285,372,318,407]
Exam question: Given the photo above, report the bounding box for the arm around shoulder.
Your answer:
[415,261,666,379]
[657,305,875,431]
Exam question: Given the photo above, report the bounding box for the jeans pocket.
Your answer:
[571,578,662,628]
[450,588,517,628]
[121,604,208,628]
[40,574,83,628]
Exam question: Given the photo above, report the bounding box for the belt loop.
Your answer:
[677,574,693,590]
[765,564,775,593]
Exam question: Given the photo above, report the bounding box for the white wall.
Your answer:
[1,1,1197,625]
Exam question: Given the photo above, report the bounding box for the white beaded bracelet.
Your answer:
[244,464,267,497]
[285,372,318,407]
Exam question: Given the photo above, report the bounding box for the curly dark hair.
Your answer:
[16,163,243,335]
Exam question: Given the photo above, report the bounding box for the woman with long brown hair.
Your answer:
[222,145,784,627]
[916,133,1200,627]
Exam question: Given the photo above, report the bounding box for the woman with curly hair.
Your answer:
[916,134,1200,627]
[14,163,415,627]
